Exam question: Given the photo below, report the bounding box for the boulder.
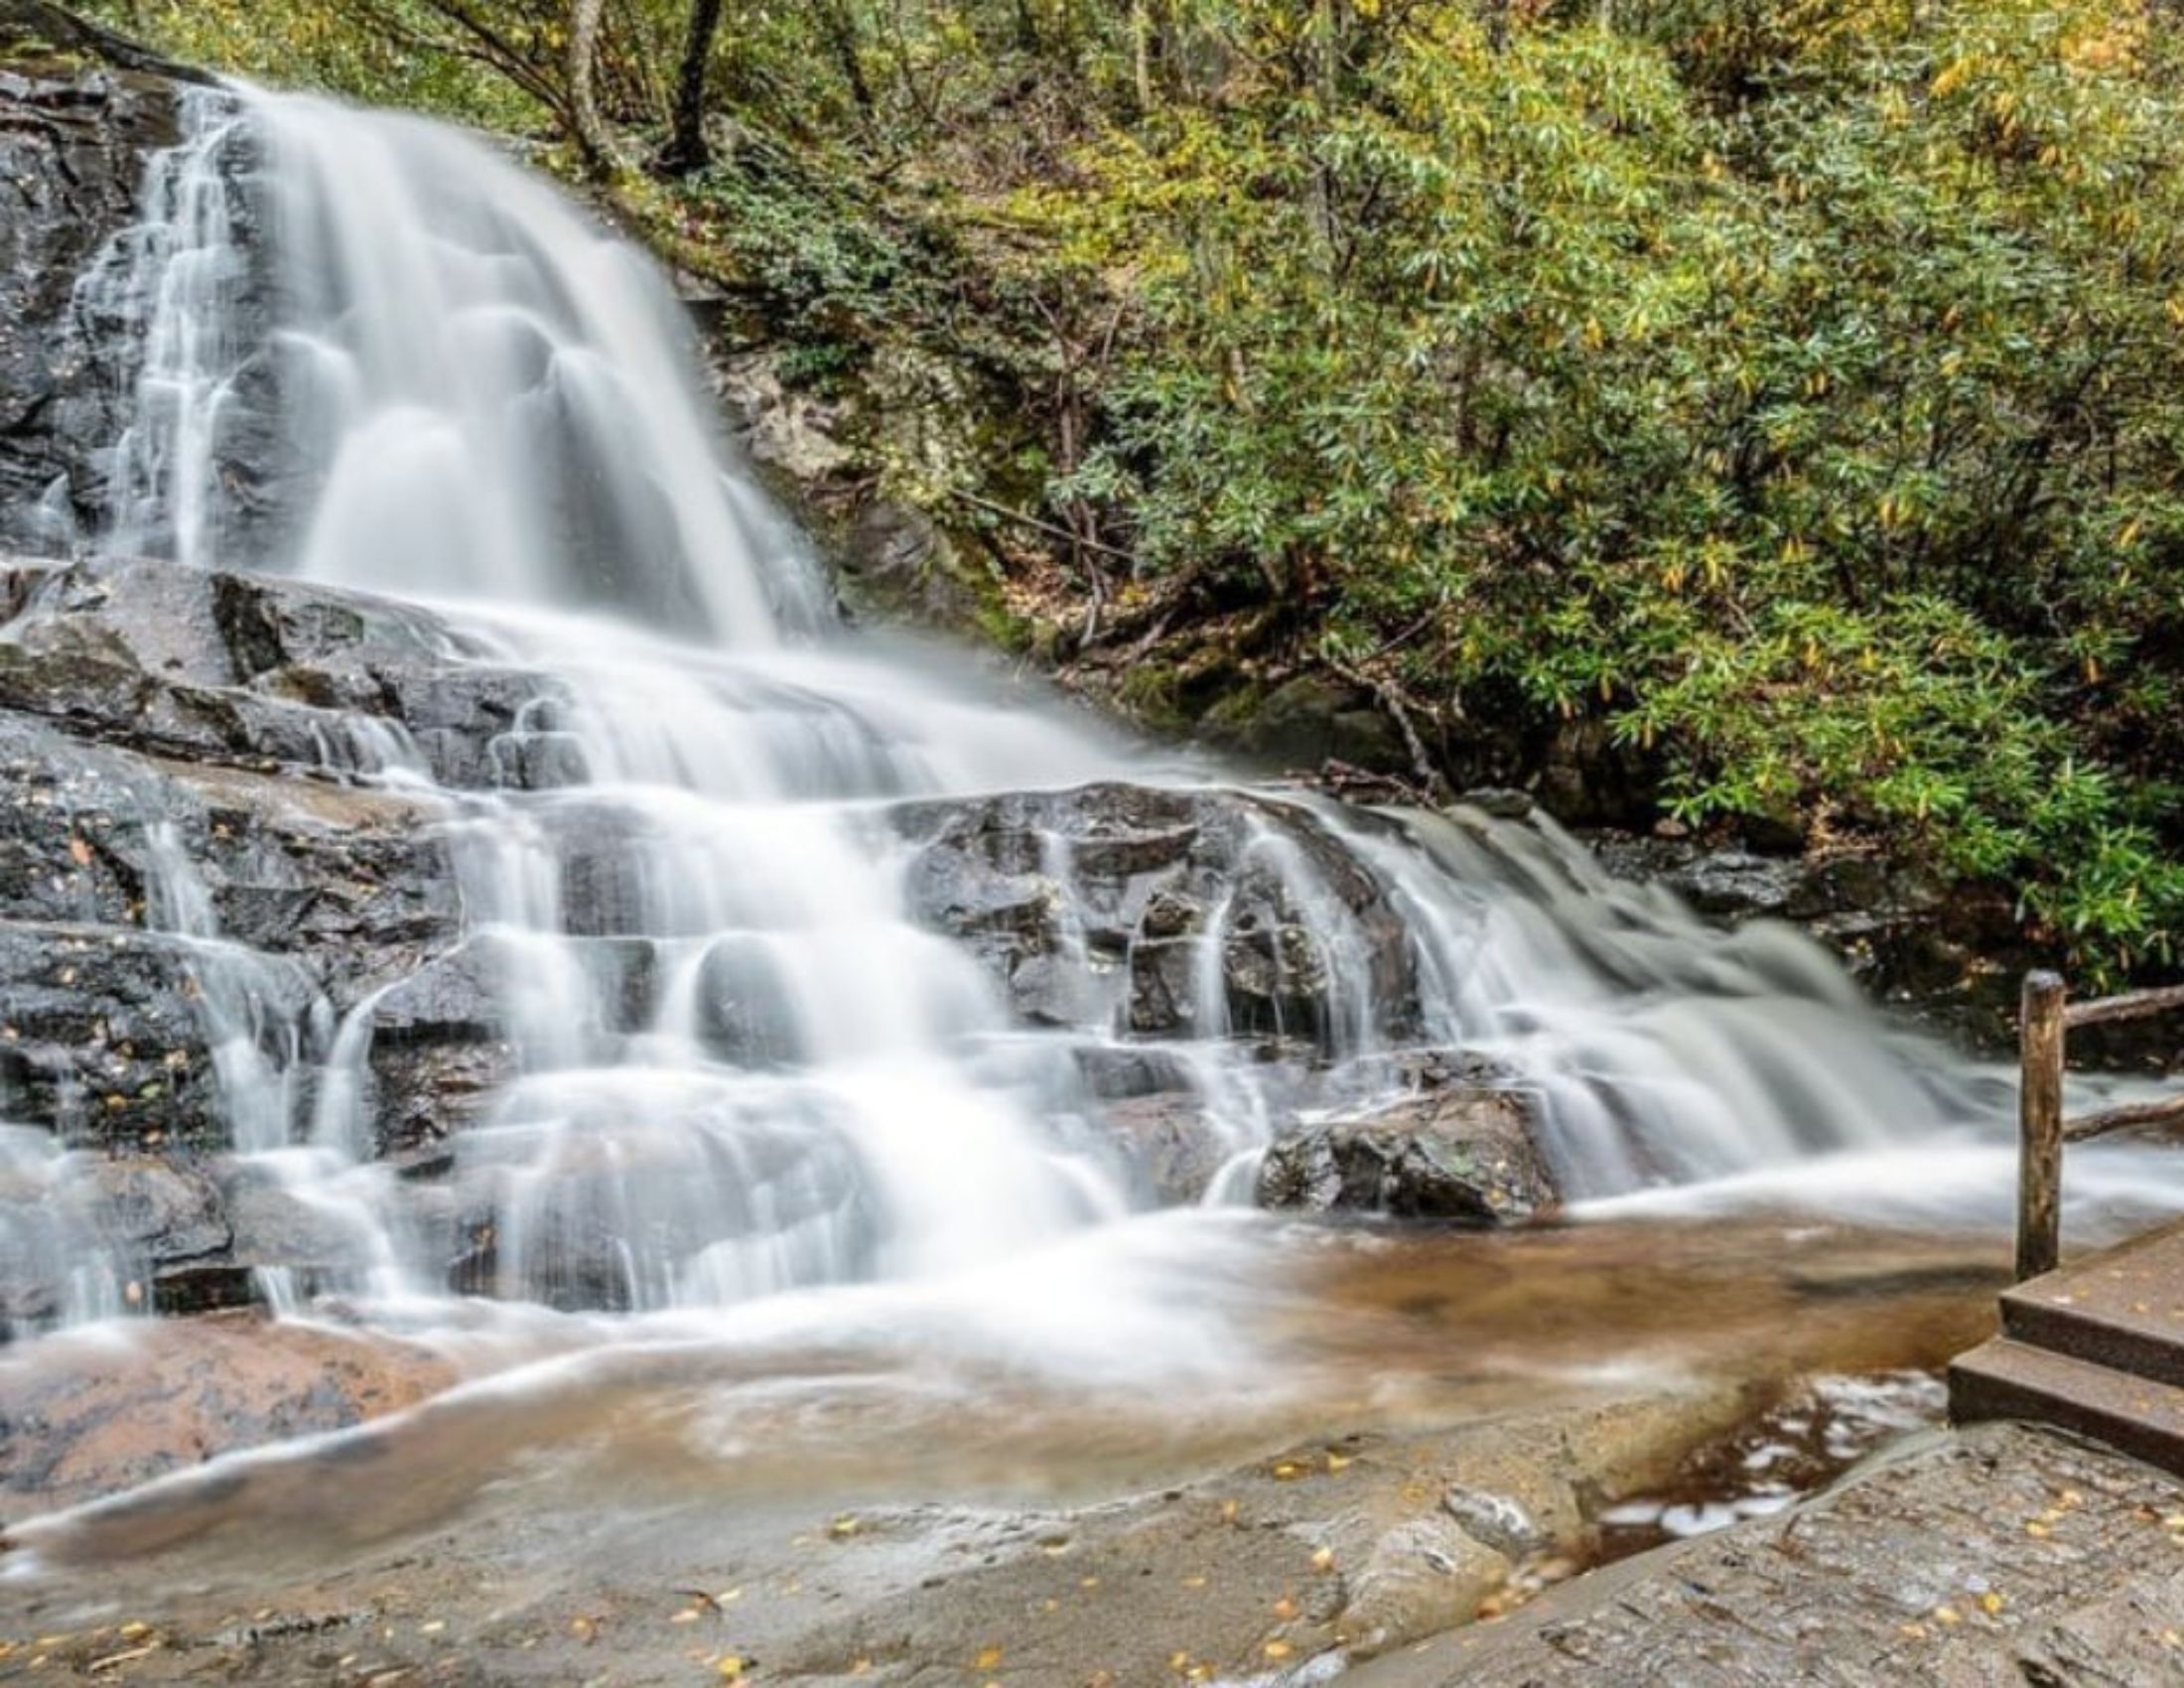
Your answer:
[0,1309,455,1516]
[1257,1077,1556,1224]
[1202,672,1406,775]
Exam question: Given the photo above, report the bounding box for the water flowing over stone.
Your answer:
[3,70,2150,1384]
[101,87,819,641]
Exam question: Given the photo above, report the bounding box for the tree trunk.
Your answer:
[660,0,727,175]
[566,0,618,174]
[1131,0,1153,114]
[817,0,877,116]
[1308,0,1340,261]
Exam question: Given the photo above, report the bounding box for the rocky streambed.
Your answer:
[0,546,2026,1682]
[0,1215,2005,1686]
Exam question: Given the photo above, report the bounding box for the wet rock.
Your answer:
[689,936,803,1064]
[0,6,192,551]
[893,782,1418,1054]
[1586,826,2029,1049]
[0,922,262,1151]
[76,1156,229,1265]
[1351,1422,2184,1687]
[364,944,518,1161]
[214,1161,369,1276]
[1071,1043,1195,1101]
[0,558,545,1168]
[1257,1080,1555,1224]
[1092,1093,1238,1205]
[0,1310,455,1515]
[0,556,576,792]
[1459,787,1536,822]
[1533,718,1659,830]
[1440,1485,1550,1560]
[446,1108,875,1312]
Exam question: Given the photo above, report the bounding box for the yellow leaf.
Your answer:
[975,1646,1005,1670]
[1264,1641,1295,1661]
[717,1658,746,1681]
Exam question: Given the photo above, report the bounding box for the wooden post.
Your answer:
[2016,970,2067,1282]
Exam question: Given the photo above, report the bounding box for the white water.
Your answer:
[8,83,2176,1370]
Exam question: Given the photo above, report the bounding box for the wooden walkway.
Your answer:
[1952,1214,2184,1471]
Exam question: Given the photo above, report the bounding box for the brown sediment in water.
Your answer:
[0,1214,2007,1684]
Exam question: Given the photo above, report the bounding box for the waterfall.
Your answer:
[7,79,2082,1346]
[103,86,818,640]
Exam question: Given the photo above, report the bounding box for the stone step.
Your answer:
[1999,1220,2184,1387]
[1950,1336,2184,1477]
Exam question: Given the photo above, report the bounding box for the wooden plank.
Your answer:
[2018,971,2067,1282]
[2065,1091,2184,1144]
[2064,983,2184,1029]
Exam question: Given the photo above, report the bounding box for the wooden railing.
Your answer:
[2016,970,2184,1280]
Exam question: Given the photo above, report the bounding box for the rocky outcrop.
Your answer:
[0,4,203,554]
[713,346,1005,633]
[0,554,554,1311]
[1586,826,2028,1051]
[0,547,1484,1329]
[890,781,1419,1054]
[1258,1066,1556,1225]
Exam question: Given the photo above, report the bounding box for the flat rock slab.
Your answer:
[1350,1421,2184,1687]
[0,1313,456,1516]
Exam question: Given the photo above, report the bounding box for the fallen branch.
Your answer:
[944,487,1138,563]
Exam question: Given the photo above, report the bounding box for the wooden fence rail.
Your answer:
[2017,969,2184,1281]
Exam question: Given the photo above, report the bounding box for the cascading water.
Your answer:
[7,76,2176,1507]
